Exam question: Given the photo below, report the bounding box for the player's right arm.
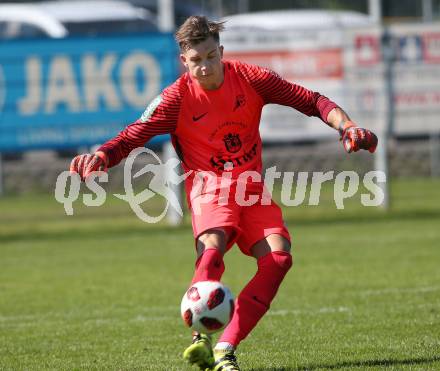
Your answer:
[70,78,186,180]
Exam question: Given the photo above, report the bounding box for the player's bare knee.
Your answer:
[196,228,229,256]
[267,234,292,253]
[251,235,292,261]
[279,238,292,254]
[268,236,293,272]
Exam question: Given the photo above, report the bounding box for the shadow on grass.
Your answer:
[0,222,191,244]
[283,208,440,228]
[2,206,440,244]
[250,355,440,370]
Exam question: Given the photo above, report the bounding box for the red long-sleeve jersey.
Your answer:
[98,60,338,177]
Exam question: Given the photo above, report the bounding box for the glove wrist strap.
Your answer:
[338,120,345,135]
[94,151,108,167]
[338,120,356,135]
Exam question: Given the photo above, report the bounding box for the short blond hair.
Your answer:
[175,16,225,51]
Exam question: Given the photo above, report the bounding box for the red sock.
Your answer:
[218,251,292,347]
[191,248,225,284]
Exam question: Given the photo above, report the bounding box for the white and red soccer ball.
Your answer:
[180,281,234,334]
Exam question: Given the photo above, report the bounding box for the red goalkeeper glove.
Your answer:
[339,121,378,153]
[69,151,108,180]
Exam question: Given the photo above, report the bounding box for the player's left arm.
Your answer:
[326,107,378,154]
[235,61,377,153]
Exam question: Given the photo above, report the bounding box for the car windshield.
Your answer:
[0,21,52,39]
[63,19,157,36]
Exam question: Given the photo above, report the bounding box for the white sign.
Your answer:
[223,22,440,141]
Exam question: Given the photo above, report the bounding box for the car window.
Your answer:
[0,21,20,38]
[63,19,157,36]
[0,21,49,39]
[19,22,49,38]
[0,22,7,38]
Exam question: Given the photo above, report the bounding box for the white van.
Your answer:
[223,9,372,31]
[35,0,158,36]
[0,0,157,40]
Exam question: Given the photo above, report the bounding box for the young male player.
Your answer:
[70,16,378,371]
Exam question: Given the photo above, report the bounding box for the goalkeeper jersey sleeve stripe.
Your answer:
[98,75,188,168]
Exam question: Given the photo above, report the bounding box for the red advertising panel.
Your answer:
[225,48,343,80]
[423,33,440,63]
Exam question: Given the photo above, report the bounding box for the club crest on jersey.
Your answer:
[140,95,162,123]
[223,133,242,153]
[233,94,246,111]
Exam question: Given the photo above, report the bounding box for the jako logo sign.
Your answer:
[17,51,161,115]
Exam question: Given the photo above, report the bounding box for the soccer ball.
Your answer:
[181,281,234,334]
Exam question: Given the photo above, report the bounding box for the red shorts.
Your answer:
[189,181,291,256]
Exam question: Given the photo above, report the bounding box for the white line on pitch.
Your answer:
[360,286,440,297]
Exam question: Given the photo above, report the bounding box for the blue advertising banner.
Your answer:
[0,33,178,151]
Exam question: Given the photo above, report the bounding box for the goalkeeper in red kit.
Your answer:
[70,16,378,370]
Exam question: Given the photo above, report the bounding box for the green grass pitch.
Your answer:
[1,178,439,370]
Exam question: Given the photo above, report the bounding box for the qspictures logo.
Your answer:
[55,148,387,223]
[55,148,191,223]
